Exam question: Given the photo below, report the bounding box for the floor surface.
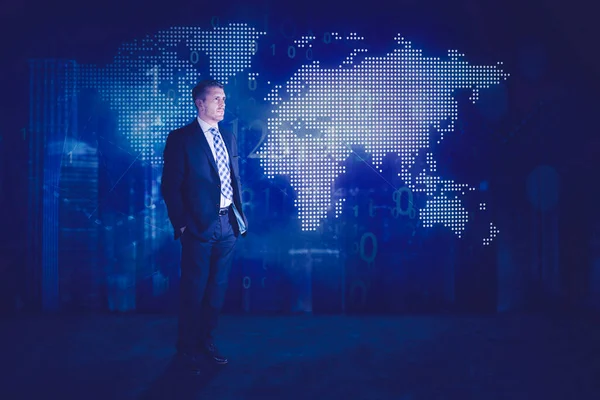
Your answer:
[1,313,599,399]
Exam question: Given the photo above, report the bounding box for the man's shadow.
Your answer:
[137,355,223,400]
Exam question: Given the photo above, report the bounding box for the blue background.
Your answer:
[1,0,599,316]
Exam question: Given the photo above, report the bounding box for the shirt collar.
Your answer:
[197,116,218,133]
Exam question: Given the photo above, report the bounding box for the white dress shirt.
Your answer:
[197,117,232,209]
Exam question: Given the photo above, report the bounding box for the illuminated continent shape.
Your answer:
[259,34,508,242]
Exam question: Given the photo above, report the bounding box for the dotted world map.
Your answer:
[78,23,508,244]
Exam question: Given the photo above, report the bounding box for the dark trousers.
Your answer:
[177,208,237,354]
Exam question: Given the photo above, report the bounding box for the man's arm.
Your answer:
[161,131,187,234]
[230,131,248,231]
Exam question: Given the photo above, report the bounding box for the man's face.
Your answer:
[196,86,226,125]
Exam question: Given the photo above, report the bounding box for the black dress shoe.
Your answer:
[203,343,228,365]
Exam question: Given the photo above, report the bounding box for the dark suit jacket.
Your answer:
[161,119,248,241]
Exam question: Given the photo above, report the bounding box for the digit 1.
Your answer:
[229,118,238,137]
[264,187,270,214]
[147,66,158,95]
[271,44,276,56]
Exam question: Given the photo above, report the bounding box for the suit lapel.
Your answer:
[191,120,218,174]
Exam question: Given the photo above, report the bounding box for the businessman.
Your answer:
[161,79,247,368]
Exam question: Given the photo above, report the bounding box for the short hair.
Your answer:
[192,79,224,104]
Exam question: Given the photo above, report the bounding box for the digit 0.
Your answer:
[287,45,296,59]
[248,78,257,91]
[242,188,254,213]
[243,276,251,289]
[393,186,415,216]
[242,187,254,202]
[359,232,377,263]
